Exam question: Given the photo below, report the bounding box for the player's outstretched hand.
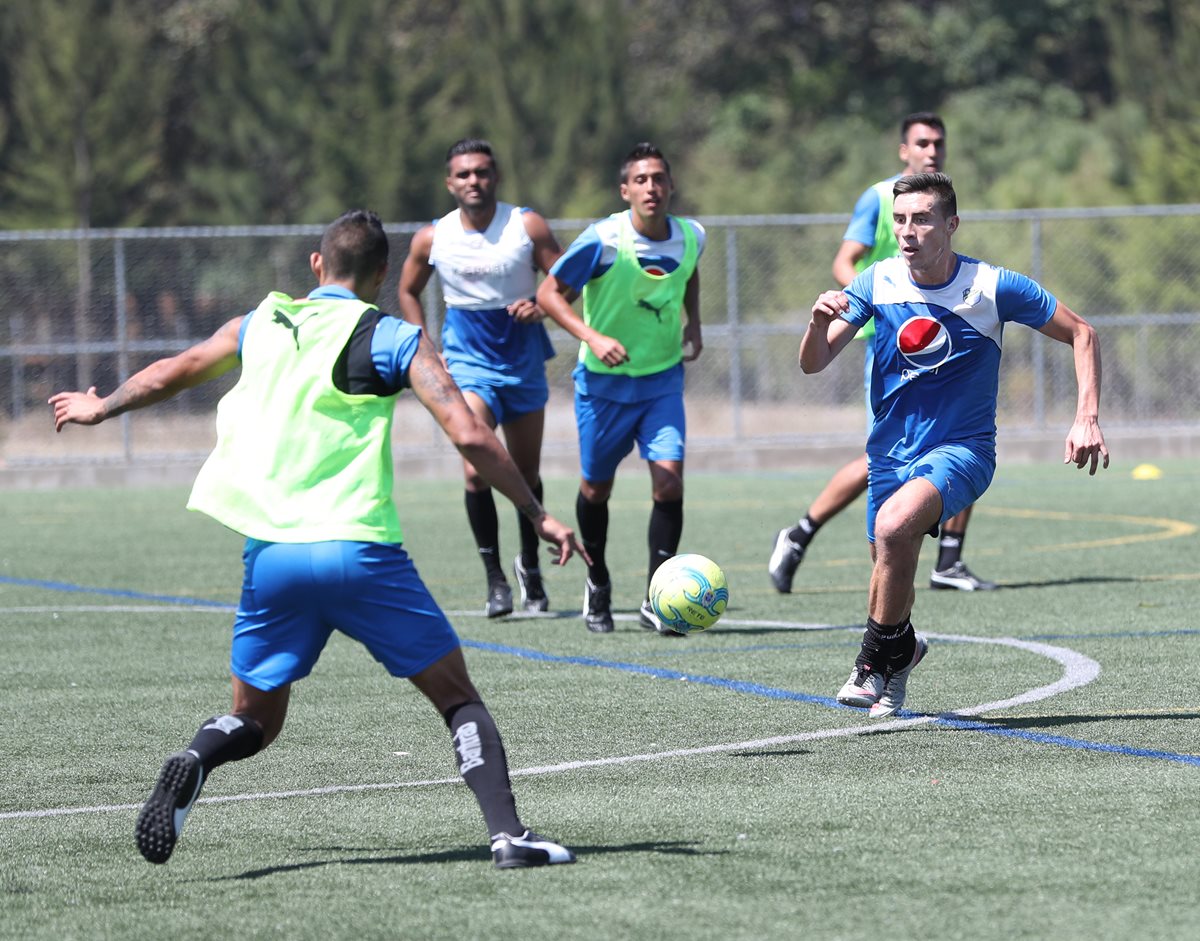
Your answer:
[49,387,105,432]
[535,514,592,567]
[1064,417,1110,475]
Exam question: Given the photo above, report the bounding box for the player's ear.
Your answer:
[946,214,960,234]
[310,252,323,279]
[619,182,631,204]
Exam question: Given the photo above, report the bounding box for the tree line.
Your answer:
[0,0,1195,230]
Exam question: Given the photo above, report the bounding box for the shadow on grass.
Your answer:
[219,840,721,881]
[975,575,1145,590]
[946,712,1200,729]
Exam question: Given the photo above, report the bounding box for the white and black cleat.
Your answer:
[135,751,204,864]
[491,829,576,869]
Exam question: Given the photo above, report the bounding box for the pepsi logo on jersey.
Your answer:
[897,315,952,370]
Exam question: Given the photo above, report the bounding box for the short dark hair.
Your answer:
[319,210,389,281]
[900,112,946,141]
[893,172,957,217]
[619,142,671,183]
[445,138,497,170]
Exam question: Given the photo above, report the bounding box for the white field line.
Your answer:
[0,630,1098,823]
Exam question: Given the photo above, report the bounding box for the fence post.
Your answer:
[113,237,134,463]
[1030,217,1047,429]
[725,226,743,440]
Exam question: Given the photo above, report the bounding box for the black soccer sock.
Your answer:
[855,617,914,673]
[464,489,505,583]
[936,528,965,570]
[185,714,265,776]
[516,479,543,570]
[786,514,821,549]
[443,701,522,838]
[647,498,684,595]
[576,491,609,586]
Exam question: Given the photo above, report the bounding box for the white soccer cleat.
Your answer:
[869,633,929,719]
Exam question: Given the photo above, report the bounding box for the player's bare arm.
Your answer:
[681,270,703,362]
[50,316,243,432]
[1038,301,1110,475]
[507,211,565,324]
[397,225,436,331]
[405,333,587,564]
[536,274,629,366]
[832,240,869,288]
[800,291,858,374]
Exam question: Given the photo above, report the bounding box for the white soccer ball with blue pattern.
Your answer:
[649,553,729,634]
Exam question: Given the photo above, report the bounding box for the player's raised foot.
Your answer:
[836,665,885,707]
[513,555,549,612]
[869,633,929,719]
[767,528,806,593]
[485,579,514,618]
[582,578,614,633]
[930,561,997,591]
[639,599,686,637]
[135,751,204,864]
[491,829,576,869]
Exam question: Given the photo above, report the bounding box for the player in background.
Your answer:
[770,112,997,594]
[801,173,1108,718]
[399,139,563,618]
[537,142,704,635]
[50,210,585,869]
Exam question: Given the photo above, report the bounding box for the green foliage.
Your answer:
[0,0,1194,226]
[3,0,170,227]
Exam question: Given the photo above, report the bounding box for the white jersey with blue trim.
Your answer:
[843,254,1057,464]
[429,202,538,309]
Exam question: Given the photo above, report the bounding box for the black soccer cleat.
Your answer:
[513,555,549,612]
[491,829,576,869]
[930,561,997,591]
[485,580,514,618]
[583,579,614,633]
[767,528,806,593]
[135,751,204,864]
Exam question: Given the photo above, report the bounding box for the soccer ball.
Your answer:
[649,553,729,634]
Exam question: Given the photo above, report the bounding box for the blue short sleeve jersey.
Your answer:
[842,174,901,246]
[843,254,1057,464]
[550,211,706,403]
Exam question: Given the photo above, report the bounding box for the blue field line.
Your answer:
[1028,627,1200,641]
[465,637,1200,768]
[0,575,235,609]
[934,715,1200,767]
[464,638,845,709]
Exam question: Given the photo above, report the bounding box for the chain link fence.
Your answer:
[2,205,1197,482]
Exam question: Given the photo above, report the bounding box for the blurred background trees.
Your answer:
[0,0,1194,228]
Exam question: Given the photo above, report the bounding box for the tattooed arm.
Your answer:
[405,333,586,565]
[51,317,244,431]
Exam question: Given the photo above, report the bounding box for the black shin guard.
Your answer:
[576,491,610,586]
[856,618,914,673]
[465,490,505,582]
[185,714,265,774]
[443,701,522,838]
[936,528,965,570]
[788,514,822,549]
[647,498,684,592]
[517,480,543,569]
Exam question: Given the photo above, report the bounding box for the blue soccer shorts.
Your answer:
[231,540,460,690]
[865,444,995,544]
[450,362,549,426]
[575,390,686,482]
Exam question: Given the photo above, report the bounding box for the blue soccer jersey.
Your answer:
[843,254,1057,465]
